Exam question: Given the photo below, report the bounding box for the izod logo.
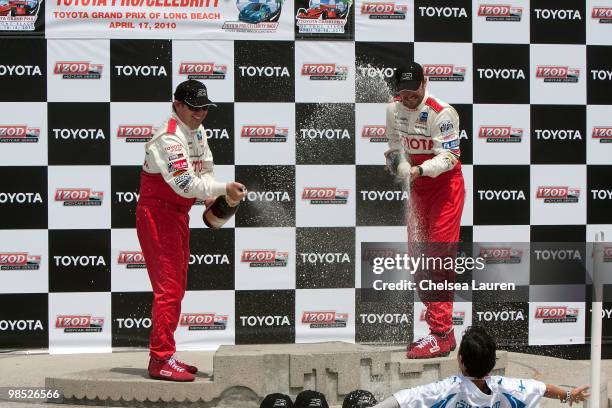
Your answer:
[534,307,579,323]
[55,188,104,206]
[55,315,104,333]
[479,247,522,264]
[0,253,41,270]
[241,250,288,267]
[423,64,466,81]
[479,126,523,143]
[592,127,612,143]
[179,313,228,330]
[0,125,40,143]
[301,311,348,328]
[536,66,580,83]
[241,125,288,142]
[179,62,227,80]
[117,251,146,268]
[536,186,580,203]
[302,187,349,204]
[54,61,103,79]
[477,4,522,21]
[360,2,407,19]
[301,64,348,80]
[592,7,612,23]
[361,125,387,142]
[117,125,155,142]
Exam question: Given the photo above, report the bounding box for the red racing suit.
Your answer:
[136,112,227,361]
[386,91,465,334]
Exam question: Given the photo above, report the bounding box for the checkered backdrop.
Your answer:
[1,0,612,355]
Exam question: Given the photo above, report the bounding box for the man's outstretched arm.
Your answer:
[544,384,590,406]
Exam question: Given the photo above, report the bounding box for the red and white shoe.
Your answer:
[171,356,198,374]
[148,357,195,382]
[407,330,456,359]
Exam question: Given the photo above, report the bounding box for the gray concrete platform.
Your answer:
[0,346,608,408]
[46,342,506,407]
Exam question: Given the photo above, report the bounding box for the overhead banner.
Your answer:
[45,0,295,39]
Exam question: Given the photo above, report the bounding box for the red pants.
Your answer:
[409,165,465,334]
[136,172,194,361]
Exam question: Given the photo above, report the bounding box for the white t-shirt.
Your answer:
[394,375,546,408]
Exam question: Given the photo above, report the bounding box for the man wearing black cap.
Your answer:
[343,389,377,408]
[294,390,329,408]
[136,79,246,381]
[384,62,465,359]
[260,393,294,408]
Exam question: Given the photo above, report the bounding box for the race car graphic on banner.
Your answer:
[0,0,43,31]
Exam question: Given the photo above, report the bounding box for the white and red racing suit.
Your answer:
[136,112,227,360]
[386,91,465,334]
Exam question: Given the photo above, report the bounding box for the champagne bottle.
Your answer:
[385,148,411,180]
[203,195,241,229]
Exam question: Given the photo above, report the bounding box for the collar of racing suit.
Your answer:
[170,111,199,138]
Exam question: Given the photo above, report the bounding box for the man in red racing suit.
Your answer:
[385,62,465,359]
[136,80,246,381]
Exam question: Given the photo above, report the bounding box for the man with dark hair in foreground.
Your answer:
[371,326,590,408]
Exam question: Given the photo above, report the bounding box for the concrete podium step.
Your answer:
[44,342,507,407]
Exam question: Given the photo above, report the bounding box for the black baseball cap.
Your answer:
[294,390,329,408]
[260,393,294,408]
[395,62,425,92]
[174,79,217,108]
[342,390,378,408]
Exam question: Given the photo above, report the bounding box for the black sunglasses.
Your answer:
[183,102,209,112]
